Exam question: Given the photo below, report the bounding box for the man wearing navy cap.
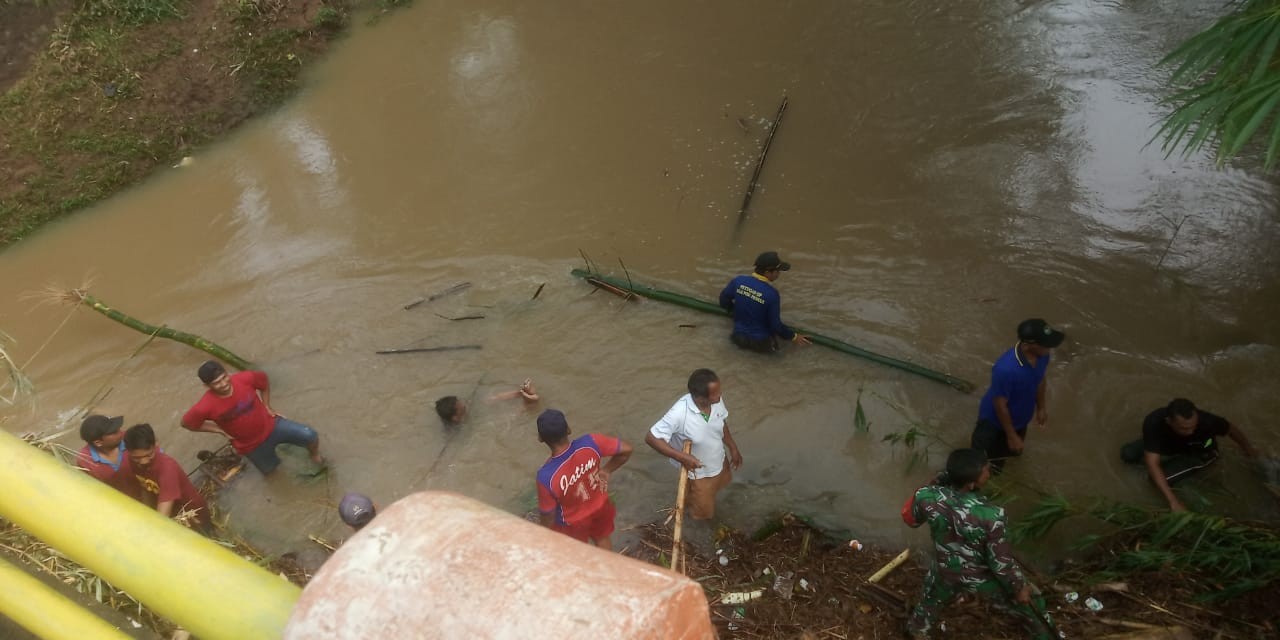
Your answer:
[718,251,811,353]
[534,409,633,550]
[970,319,1066,474]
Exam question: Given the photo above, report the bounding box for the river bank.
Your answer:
[0,0,401,246]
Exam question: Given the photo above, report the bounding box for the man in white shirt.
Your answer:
[645,369,744,520]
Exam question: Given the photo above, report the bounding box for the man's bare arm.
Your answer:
[1144,451,1185,511]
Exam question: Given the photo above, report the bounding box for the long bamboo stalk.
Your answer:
[735,96,790,234]
[670,441,694,575]
[73,291,254,370]
[568,269,975,393]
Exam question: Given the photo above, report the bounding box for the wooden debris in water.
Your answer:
[433,314,485,321]
[375,345,482,355]
[531,283,546,300]
[403,282,472,310]
[585,277,637,301]
[734,95,790,235]
[308,535,337,553]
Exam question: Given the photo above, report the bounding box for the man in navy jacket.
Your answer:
[719,251,811,353]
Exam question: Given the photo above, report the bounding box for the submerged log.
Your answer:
[404,282,472,310]
[735,95,790,235]
[375,345,482,355]
[569,269,976,393]
[71,290,254,370]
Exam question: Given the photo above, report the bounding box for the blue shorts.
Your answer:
[244,417,318,474]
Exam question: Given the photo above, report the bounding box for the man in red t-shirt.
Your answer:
[75,414,139,498]
[124,423,210,532]
[181,360,324,475]
[534,409,633,550]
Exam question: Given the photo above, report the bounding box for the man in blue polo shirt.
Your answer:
[970,319,1066,474]
[718,251,811,353]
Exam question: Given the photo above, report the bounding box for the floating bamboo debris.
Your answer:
[735,96,790,234]
[63,289,254,370]
[569,269,976,393]
[375,345,482,355]
[404,282,472,310]
[585,276,638,301]
[434,314,485,321]
[308,535,337,553]
[531,283,546,300]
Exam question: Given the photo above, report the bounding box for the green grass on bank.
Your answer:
[0,0,404,246]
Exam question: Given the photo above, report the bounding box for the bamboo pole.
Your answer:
[404,282,471,310]
[867,548,910,583]
[375,345,482,355]
[71,290,254,370]
[670,441,694,574]
[735,96,790,234]
[568,269,976,392]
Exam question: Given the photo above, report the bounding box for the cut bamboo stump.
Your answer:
[868,548,910,583]
[670,441,694,575]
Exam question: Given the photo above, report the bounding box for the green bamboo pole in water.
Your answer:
[73,290,254,371]
[571,269,975,393]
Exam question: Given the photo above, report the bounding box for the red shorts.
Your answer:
[554,500,616,542]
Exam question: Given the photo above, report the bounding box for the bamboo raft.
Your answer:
[571,269,975,393]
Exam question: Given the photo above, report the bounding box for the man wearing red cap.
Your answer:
[718,251,811,353]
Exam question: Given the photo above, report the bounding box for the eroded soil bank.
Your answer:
[0,0,400,244]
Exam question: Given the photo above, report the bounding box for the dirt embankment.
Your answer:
[0,0,400,246]
[624,515,1277,639]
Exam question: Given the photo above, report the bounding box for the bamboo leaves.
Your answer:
[1010,494,1280,600]
[1156,0,1280,168]
[853,388,870,433]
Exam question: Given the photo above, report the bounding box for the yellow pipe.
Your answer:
[0,555,134,640]
[0,430,299,640]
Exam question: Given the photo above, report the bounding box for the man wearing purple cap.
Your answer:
[339,493,377,531]
[970,319,1066,474]
[719,251,811,353]
[535,409,633,550]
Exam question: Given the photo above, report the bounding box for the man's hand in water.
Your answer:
[519,378,539,401]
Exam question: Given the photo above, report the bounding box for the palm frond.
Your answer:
[1156,0,1280,169]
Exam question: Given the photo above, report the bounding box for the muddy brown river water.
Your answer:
[2,0,1278,563]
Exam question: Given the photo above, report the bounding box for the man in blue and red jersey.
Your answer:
[75,414,139,498]
[970,319,1066,474]
[718,251,811,353]
[534,409,633,550]
[181,360,324,475]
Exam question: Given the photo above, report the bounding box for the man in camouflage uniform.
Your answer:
[905,449,1055,639]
